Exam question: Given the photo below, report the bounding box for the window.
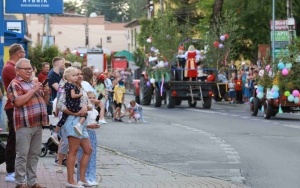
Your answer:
[107,36,111,43]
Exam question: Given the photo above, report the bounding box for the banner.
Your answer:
[5,0,63,14]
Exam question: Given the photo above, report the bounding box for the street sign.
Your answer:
[270,31,289,41]
[274,49,289,58]
[274,41,289,48]
[270,20,296,30]
[5,0,63,14]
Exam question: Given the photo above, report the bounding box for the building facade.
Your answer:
[26,14,128,52]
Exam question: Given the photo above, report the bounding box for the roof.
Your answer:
[124,19,140,28]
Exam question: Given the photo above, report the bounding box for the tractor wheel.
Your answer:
[251,97,259,116]
[139,77,153,105]
[166,90,175,108]
[264,100,273,119]
[154,89,162,107]
[202,97,212,109]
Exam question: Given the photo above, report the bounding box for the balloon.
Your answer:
[224,33,229,39]
[150,47,155,51]
[285,62,292,69]
[220,35,225,41]
[288,95,294,102]
[277,62,285,70]
[272,85,279,92]
[146,38,152,43]
[282,68,289,76]
[294,97,300,104]
[257,85,264,92]
[257,92,264,99]
[146,81,151,87]
[164,62,169,67]
[292,90,299,97]
[218,43,224,49]
[258,70,264,77]
[213,41,219,48]
[284,91,290,96]
[250,97,253,102]
[150,78,155,84]
[272,91,279,98]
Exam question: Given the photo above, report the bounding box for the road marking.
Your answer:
[282,124,300,129]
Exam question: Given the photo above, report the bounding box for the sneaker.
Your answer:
[50,133,59,145]
[5,172,15,182]
[74,124,82,136]
[87,180,98,186]
[98,119,107,124]
[78,180,92,187]
[56,167,63,173]
[117,119,123,122]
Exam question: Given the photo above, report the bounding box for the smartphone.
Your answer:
[42,78,49,86]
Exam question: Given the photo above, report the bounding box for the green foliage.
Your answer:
[133,48,147,68]
[204,10,241,68]
[28,44,60,72]
[64,53,84,64]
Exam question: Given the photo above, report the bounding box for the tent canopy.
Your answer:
[114,50,135,62]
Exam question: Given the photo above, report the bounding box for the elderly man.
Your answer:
[2,43,26,182]
[8,58,50,188]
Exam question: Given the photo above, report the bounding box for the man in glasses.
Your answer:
[8,58,50,188]
[1,43,26,183]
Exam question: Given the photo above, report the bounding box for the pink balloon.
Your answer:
[282,68,289,76]
[292,90,299,97]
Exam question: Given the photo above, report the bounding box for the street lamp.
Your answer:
[287,17,295,44]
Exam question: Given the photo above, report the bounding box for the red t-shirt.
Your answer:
[235,79,242,91]
[38,71,48,83]
[2,61,16,109]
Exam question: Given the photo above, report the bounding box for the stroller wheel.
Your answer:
[40,143,48,157]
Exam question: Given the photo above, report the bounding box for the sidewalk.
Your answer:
[0,127,246,188]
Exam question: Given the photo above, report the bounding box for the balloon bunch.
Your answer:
[277,61,293,76]
[213,34,229,49]
[283,89,300,104]
[268,85,280,99]
[256,85,264,99]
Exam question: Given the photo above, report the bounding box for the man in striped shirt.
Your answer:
[8,58,50,188]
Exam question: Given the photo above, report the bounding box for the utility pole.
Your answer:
[286,0,294,44]
[160,0,164,14]
[84,0,89,47]
[45,14,50,47]
[0,0,4,76]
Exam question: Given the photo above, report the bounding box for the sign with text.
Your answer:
[270,20,296,30]
[270,31,296,41]
[274,41,289,48]
[5,0,63,14]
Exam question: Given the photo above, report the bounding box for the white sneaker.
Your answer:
[5,173,15,182]
[98,119,107,124]
[74,124,82,136]
[87,180,98,186]
[50,133,59,145]
[78,180,92,187]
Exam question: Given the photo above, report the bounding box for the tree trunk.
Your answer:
[210,0,224,26]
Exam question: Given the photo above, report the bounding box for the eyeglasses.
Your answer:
[17,67,33,72]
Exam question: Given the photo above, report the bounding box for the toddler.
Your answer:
[127,100,142,123]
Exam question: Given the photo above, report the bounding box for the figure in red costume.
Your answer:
[184,45,200,81]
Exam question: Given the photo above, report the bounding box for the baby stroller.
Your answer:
[40,113,61,157]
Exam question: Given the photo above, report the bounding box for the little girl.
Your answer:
[56,67,86,136]
[77,91,100,186]
[228,78,236,104]
[127,100,142,123]
[243,77,251,104]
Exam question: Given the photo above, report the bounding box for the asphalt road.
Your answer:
[99,98,300,188]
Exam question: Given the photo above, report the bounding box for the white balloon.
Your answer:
[150,78,155,83]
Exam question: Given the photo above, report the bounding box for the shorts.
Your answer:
[229,91,236,98]
[63,115,89,139]
[114,101,122,108]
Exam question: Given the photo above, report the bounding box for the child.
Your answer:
[243,77,251,104]
[235,74,243,104]
[113,80,126,122]
[55,67,86,136]
[77,91,100,186]
[127,100,142,123]
[228,78,236,104]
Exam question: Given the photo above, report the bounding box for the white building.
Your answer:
[26,14,128,52]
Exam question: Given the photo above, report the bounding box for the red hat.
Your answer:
[98,74,105,81]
